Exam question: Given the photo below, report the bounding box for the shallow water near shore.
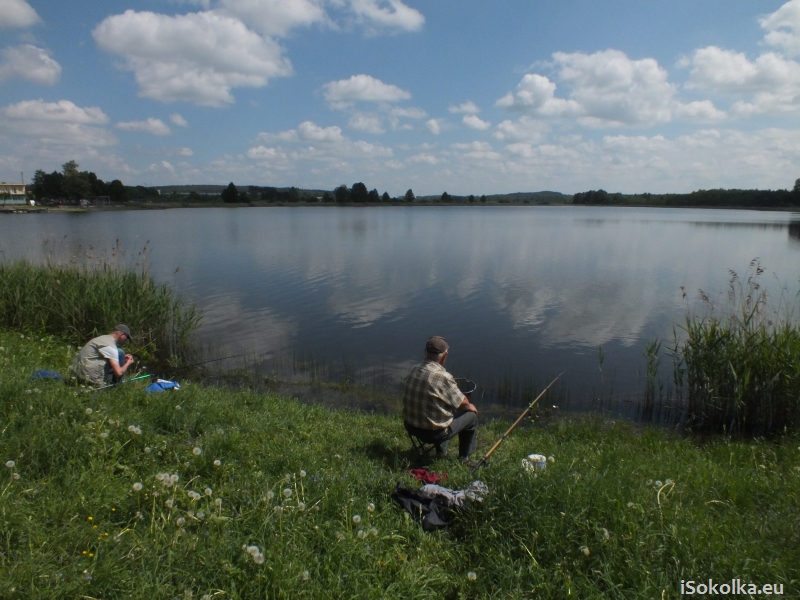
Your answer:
[2,205,799,418]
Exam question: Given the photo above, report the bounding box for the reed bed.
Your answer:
[0,261,200,366]
[671,263,800,435]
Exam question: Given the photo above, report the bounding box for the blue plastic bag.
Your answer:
[145,379,180,393]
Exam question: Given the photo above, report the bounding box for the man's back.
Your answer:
[403,359,463,430]
[71,334,117,385]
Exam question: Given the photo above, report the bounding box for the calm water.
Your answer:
[2,206,799,414]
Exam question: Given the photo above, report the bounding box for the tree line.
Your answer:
[31,161,127,203]
[573,181,800,208]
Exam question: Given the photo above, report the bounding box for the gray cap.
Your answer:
[114,324,132,339]
[425,336,449,354]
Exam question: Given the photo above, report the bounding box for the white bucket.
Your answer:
[521,454,547,473]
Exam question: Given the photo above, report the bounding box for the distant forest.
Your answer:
[24,161,800,209]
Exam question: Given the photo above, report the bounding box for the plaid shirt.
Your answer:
[402,360,465,429]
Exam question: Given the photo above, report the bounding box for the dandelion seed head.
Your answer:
[135,511,144,520]
[665,478,674,485]
[302,570,310,581]
[170,474,179,484]
[274,506,283,514]
[283,488,292,498]
[85,408,93,415]
[370,527,378,536]
[352,514,361,524]
[602,527,610,540]
[266,491,275,500]
[214,498,222,507]
[100,432,109,438]
[5,460,15,468]
[253,553,265,565]
[213,459,221,466]
[548,456,555,463]
[128,425,135,432]
[246,545,260,556]
[627,502,635,508]
[132,482,143,491]
[367,503,375,512]
[175,405,181,410]
[192,447,202,456]
[297,502,306,511]
[299,470,306,478]
[197,512,205,519]
[145,447,152,453]
[581,546,590,556]
[646,479,653,486]
[654,480,663,487]
[165,499,174,508]
[12,473,19,480]
[336,532,345,541]
[467,571,477,581]
[176,517,185,526]
[357,530,366,539]
[204,487,212,496]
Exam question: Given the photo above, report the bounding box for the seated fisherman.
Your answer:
[403,336,478,464]
[70,324,134,386]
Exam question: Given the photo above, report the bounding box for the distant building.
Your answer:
[0,182,26,205]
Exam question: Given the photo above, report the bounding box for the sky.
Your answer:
[1,0,799,195]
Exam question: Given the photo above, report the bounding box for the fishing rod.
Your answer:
[471,371,564,473]
[89,352,251,392]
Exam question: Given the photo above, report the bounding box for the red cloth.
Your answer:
[409,469,448,484]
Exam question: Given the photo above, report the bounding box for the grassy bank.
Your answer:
[1,330,798,599]
[0,262,201,366]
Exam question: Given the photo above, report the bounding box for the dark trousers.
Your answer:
[405,409,478,459]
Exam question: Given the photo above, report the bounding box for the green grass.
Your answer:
[1,330,799,598]
[671,264,800,435]
[0,261,201,367]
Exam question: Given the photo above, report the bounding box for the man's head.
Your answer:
[113,324,132,345]
[425,336,449,364]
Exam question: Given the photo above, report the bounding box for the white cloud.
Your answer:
[178,147,194,156]
[93,10,292,107]
[554,50,676,126]
[390,106,426,119]
[247,145,279,159]
[0,44,60,84]
[496,73,582,117]
[425,118,441,134]
[673,100,726,122]
[760,0,800,56]
[448,100,480,114]
[297,120,344,141]
[463,114,491,130]
[170,113,189,127]
[0,99,116,148]
[348,0,424,34]
[493,116,549,143]
[348,114,385,133]
[116,118,172,136]
[0,0,40,28]
[217,0,326,36]
[685,46,800,115]
[3,99,108,124]
[408,152,439,165]
[323,74,411,107]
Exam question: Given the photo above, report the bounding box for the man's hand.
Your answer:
[124,354,134,367]
[460,396,478,414]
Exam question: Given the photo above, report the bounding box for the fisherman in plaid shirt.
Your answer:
[403,336,479,464]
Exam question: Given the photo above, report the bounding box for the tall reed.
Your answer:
[0,261,201,366]
[671,262,800,435]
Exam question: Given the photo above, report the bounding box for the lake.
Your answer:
[2,205,799,416]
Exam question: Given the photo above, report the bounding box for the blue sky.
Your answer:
[1,0,799,195]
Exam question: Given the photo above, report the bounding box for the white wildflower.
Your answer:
[548,456,555,463]
[175,405,181,411]
[367,503,375,512]
[302,570,310,581]
[253,553,265,565]
[170,474,179,484]
[665,478,674,485]
[297,502,306,511]
[132,482,143,491]
[581,546,590,556]
[197,512,205,519]
[165,499,174,508]
[12,473,20,480]
[274,506,283,515]
[467,571,477,581]
[85,408,93,415]
[645,479,653,486]
[627,502,635,508]
[213,459,221,466]
[299,470,306,478]
[192,447,202,456]
[214,498,222,507]
[144,447,152,453]
[357,530,366,539]
[246,545,260,556]
[370,527,378,536]
[352,515,361,525]
[654,480,663,487]
[283,488,292,499]
[100,432,109,439]
[266,491,275,501]
[204,487,213,496]
[5,460,15,468]
[602,527,610,540]
[176,517,185,526]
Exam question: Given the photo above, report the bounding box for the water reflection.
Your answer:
[1,206,799,415]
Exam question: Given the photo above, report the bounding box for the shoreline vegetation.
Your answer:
[4,161,799,211]
[0,263,798,597]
